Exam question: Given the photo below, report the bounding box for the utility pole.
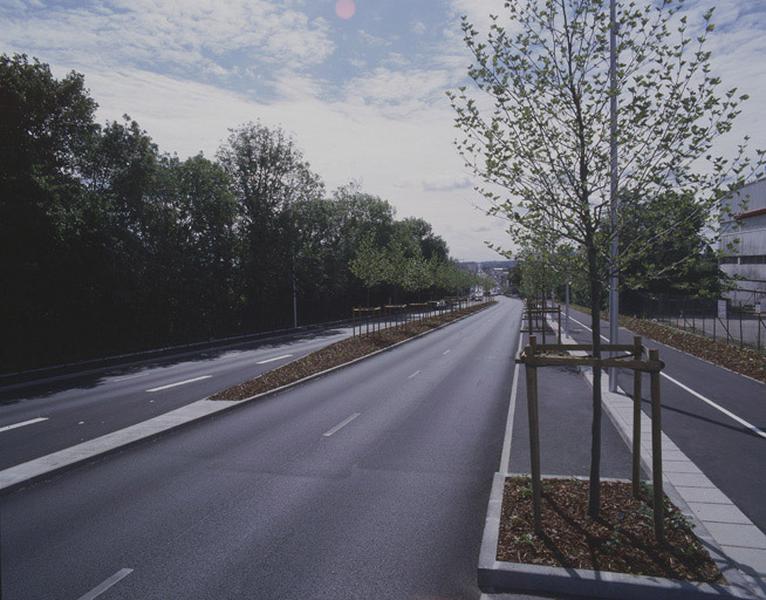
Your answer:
[565,281,571,336]
[608,0,620,392]
[292,267,298,328]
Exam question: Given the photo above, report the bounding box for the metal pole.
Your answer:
[650,349,664,542]
[292,269,298,329]
[565,282,571,336]
[632,336,642,498]
[608,0,620,393]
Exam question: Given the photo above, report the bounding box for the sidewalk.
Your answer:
[507,340,637,479]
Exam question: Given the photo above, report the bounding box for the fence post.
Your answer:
[632,336,642,498]
[649,348,664,543]
[526,336,542,534]
[740,312,744,348]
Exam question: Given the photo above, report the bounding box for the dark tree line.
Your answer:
[0,55,471,372]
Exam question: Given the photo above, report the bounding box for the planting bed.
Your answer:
[572,304,766,383]
[497,476,723,583]
[211,302,495,401]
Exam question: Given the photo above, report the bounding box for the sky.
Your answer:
[2,0,765,261]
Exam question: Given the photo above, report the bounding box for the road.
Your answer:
[0,326,355,470]
[564,307,766,535]
[0,297,522,600]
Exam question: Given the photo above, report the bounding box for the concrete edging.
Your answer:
[478,472,757,599]
[0,303,497,495]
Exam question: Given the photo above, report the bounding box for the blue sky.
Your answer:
[2,0,765,260]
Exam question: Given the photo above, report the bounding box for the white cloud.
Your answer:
[0,0,335,85]
[411,20,427,35]
[344,67,453,105]
[54,65,502,259]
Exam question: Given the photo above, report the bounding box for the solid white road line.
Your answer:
[76,568,133,600]
[500,328,524,474]
[442,349,451,355]
[146,375,212,393]
[407,370,421,379]
[322,412,361,437]
[568,315,766,440]
[0,417,48,433]
[661,371,766,440]
[256,354,293,365]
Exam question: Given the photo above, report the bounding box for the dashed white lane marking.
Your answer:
[76,568,133,600]
[442,349,451,355]
[407,370,421,379]
[256,354,293,365]
[0,417,48,433]
[146,375,212,392]
[322,413,361,437]
[568,315,766,440]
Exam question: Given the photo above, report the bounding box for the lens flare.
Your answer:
[335,0,356,20]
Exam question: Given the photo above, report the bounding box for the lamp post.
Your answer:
[608,0,620,392]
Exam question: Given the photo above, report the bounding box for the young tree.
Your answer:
[349,232,392,304]
[449,0,763,517]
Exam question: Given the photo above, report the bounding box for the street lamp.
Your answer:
[608,0,620,392]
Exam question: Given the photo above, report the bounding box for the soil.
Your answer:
[497,476,724,583]
[210,302,495,401]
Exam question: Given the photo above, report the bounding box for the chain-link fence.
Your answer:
[621,292,766,353]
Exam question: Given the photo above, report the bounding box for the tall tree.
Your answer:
[217,122,324,329]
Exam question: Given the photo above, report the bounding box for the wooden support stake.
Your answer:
[632,336,642,498]
[526,336,542,533]
[649,348,664,543]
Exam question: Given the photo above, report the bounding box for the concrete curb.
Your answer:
[0,302,497,496]
[478,473,757,599]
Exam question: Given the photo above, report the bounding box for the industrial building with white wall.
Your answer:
[720,178,766,309]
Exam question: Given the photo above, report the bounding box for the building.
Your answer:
[720,178,766,308]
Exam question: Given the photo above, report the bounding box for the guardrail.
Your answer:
[0,316,354,389]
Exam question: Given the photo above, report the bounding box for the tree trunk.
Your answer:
[588,244,602,519]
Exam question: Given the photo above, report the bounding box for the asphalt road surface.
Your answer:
[564,307,766,535]
[1,297,522,600]
[0,327,356,470]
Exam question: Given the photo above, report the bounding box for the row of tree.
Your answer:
[0,54,479,372]
[508,191,726,308]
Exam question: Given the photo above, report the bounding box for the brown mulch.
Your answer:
[497,477,724,583]
[210,302,495,401]
[572,305,766,384]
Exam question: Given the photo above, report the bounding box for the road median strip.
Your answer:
[210,302,495,401]
[0,301,496,495]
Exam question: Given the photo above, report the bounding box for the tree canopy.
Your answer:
[0,54,466,372]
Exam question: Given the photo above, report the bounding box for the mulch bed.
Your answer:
[497,476,723,583]
[210,302,495,401]
[620,316,766,384]
[572,305,766,384]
